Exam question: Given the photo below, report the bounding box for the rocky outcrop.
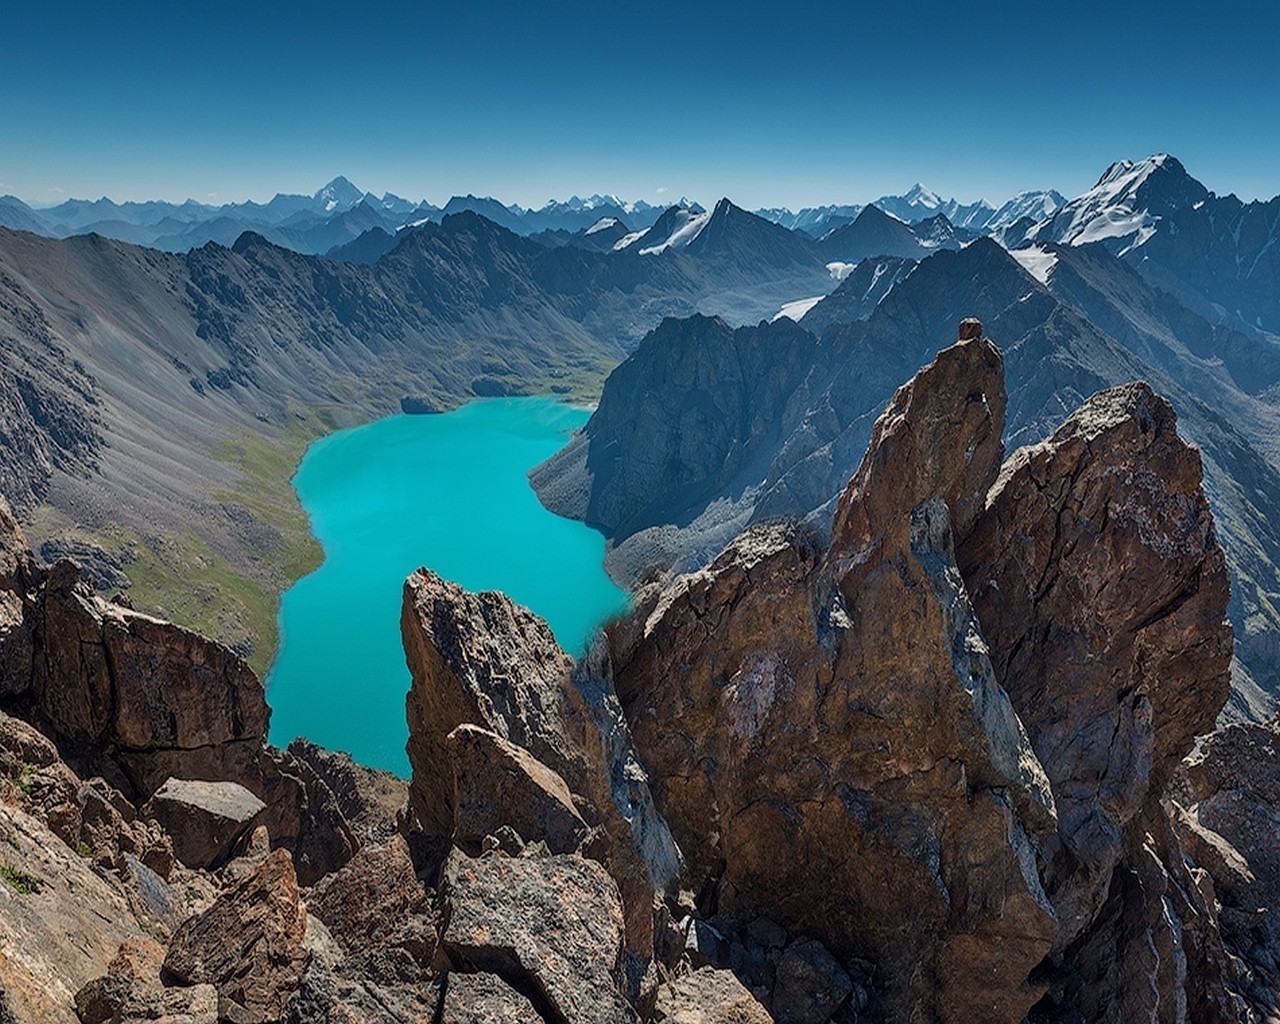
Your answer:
[437,849,635,1023]
[611,332,1059,1023]
[606,323,1234,1022]
[162,849,309,1022]
[401,571,607,841]
[532,237,1280,715]
[1174,717,1280,1016]
[0,515,358,885]
[436,970,545,1023]
[651,966,773,1024]
[284,738,408,846]
[958,381,1233,948]
[141,778,266,871]
[448,724,590,855]
[402,569,678,959]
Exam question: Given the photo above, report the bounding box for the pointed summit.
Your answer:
[314,176,363,212]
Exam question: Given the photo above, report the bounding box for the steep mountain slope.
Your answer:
[0,203,843,666]
[0,218,639,667]
[819,204,966,262]
[533,238,1280,714]
[1039,154,1280,334]
[798,255,916,334]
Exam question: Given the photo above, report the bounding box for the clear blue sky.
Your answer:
[3,0,1277,209]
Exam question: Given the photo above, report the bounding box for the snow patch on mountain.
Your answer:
[1011,244,1059,284]
[772,296,825,322]
[638,210,711,255]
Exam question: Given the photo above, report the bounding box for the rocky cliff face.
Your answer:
[403,322,1273,1021]
[533,238,1280,717]
[3,319,1277,1023]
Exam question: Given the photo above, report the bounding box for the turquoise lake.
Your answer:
[265,397,630,776]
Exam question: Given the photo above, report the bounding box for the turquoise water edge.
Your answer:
[265,397,629,775]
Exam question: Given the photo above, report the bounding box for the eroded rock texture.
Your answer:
[0,512,359,884]
[608,326,1233,1023]
[402,569,679,959]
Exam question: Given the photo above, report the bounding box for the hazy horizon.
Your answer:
[5,0,1278,209]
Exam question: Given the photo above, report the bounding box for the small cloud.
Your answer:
[48,186,65,194]
[656,186,668,195]
[207,192,218,199]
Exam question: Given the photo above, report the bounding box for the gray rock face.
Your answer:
[437,849,635,1024]
[437,971,545,1024]
[1176,717,1280,1015]
[141,778,265,870]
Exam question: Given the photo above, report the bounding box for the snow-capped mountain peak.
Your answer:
[902,182,943,209]
[1037,154,1208,255]
[585,216,621,235]
[314,176,364,213]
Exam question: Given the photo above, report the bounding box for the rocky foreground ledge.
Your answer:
[0,319,1277,1023]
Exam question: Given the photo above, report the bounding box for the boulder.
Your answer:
[78,777,174,879]
[652,966,773,1024]
[448,723,589,855]
[437,972,546,1023]
[770,941,852,1024]
[306,835,435,982]
[162,848,308,1022]
[141,778,265,870]
[437,849,635,1023]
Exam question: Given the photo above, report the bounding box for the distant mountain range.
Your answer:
[2,151,1278,705]
[0,175,1064,258]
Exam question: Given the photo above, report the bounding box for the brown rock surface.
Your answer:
[611,333,1058,1023]
[1176,717,1280,1014]
[0,803,153,1024]
[162,848,308,1022]
[437,971,546,1024]
[306,835,435,982]
[286,738,409,845]
[448,723,589,855]
[402,571,589,838]
[652,966,773,1024]
[141,778,266,870]
[958,381,1233,945]
[437,849,635,1023]
[0,513,357,885]
[402,568,671,958]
